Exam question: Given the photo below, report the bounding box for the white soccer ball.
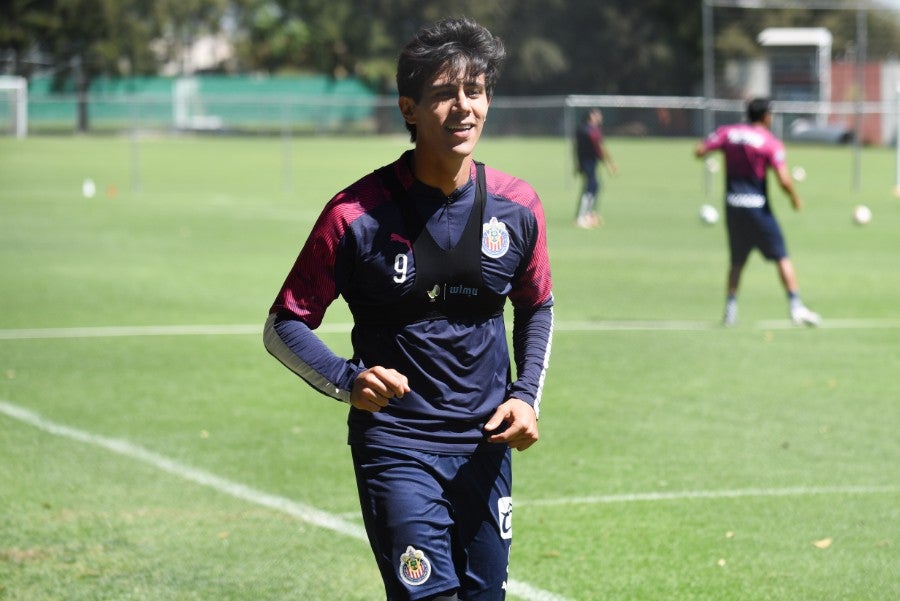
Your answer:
[82,178,96,199]
[699,203,719,225]
[792,166,807,181]
[852,204,872,225]
[705,157,720,173]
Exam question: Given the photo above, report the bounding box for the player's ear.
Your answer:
[398,97,416,125]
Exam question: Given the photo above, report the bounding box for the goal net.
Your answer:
[0,76,27,138]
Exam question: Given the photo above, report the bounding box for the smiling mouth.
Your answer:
[446,124,475,133]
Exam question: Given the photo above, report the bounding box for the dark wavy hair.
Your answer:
[747,97,772,123]
[396,17,506,141]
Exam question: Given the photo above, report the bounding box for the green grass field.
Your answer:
[1,134,898,600]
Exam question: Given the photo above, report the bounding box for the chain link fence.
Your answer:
[6,91,900,147]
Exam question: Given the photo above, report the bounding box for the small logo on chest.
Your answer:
[390,232,413,251]
[482,217,510,258]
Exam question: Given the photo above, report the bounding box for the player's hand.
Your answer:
[350,366,410,413]
[484,397,539,452]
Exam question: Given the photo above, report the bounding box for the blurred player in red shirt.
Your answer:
[695,97,820,327]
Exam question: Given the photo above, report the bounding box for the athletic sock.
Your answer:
[723,296,738,326]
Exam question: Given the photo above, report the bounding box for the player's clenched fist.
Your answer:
[351,366,410,412]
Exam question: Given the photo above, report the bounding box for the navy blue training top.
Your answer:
[265,151,553,454]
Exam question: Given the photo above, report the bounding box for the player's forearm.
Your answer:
[263,313,364,402]
[508,300,554,411]
[776,167,802,209]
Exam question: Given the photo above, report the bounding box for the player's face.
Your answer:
[401,69,490,159]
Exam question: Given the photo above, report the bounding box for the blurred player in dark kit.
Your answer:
[574,108,617,228]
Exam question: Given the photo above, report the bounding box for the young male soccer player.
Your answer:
[264,17,553,601]
[694,97,820,327]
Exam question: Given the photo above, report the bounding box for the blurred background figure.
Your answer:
[694,97,820,327]
[574,108,617,229]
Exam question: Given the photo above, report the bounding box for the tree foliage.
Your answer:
[2,0,899,123]
[0,0,232,130]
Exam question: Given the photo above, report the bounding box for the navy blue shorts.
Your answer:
[725,206,788,265]
[351,443,512,601]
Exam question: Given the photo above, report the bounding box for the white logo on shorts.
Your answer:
[498,496,513,540]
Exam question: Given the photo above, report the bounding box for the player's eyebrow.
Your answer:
[425,78,485,94]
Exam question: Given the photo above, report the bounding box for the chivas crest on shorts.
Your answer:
[398,545,432,586]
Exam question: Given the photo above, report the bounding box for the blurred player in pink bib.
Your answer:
[695,97,820,327]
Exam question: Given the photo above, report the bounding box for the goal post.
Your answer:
[895,82,900,196]
[0,75,27,138]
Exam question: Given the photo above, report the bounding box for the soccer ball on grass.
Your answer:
[852,205,872,225]
[699,203,719,225]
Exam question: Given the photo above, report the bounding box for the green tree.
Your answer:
[148,0,234,75]
[9,0,230,131]
[35,0,120,131]
[230,0,517,91]
[0,0,47,76]
[4,0,900,130]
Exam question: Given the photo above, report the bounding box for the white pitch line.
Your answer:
[553,320,713,332]
[755,318,900,330]
[0,324,262,339]
[0,400,573,601]
[516,485,900,507]
[554,318,900,332]
[0,323,351,340]
[3,318,900,340]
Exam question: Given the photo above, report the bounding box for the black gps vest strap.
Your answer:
[350,163,506,326]
[407,165,484,295]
